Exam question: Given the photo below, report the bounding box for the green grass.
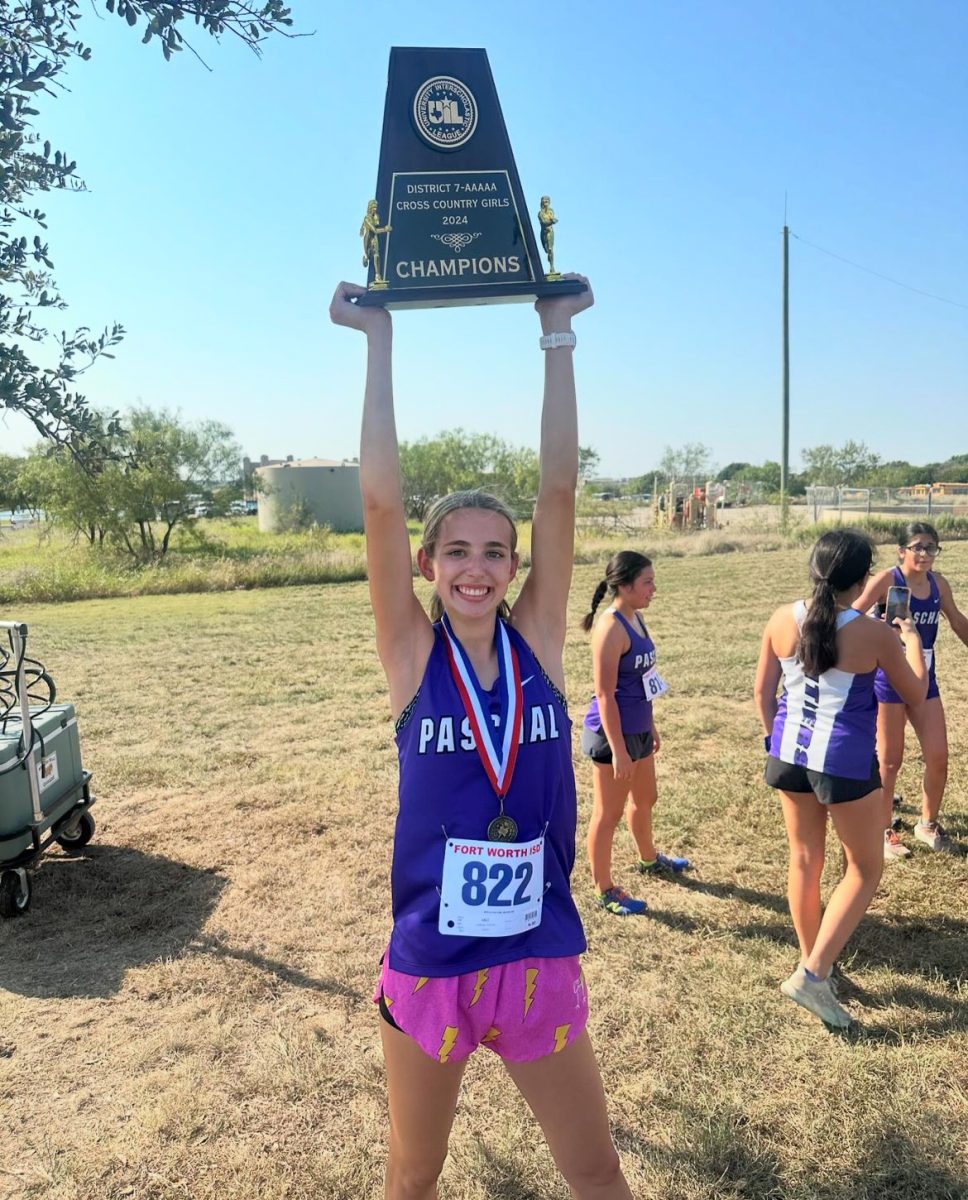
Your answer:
[2,545,967,1198]
[5,510,968,606]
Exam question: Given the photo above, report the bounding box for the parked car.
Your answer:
[193,503,213,518]
[229,500,248,516]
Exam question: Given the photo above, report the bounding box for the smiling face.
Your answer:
[618,566,656,610]
[417,508,519,620]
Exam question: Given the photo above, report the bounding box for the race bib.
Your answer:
[643,666,669,699]
[438,836,544,937]
[923,647,934,671]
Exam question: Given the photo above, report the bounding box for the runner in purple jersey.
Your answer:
[580,551,689,918]
[755,530,926,1029]
[854,522,968,859]
[330,278,635,1200]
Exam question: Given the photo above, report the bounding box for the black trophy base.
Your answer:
[356,278,586,311]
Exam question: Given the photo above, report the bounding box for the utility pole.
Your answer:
[781,222,790,531]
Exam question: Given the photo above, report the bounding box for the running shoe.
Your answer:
[883,829,911,861]
[636,852,690,874]
[780,965,853,1029]
[893,792,903,809]
[597,886,648,916]
[914,821,954,853]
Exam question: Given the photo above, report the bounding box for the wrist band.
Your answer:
[539,331,576,351]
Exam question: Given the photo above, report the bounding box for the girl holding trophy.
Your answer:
[330,276,634,1199]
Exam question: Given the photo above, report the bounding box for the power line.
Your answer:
[790,231,968,311]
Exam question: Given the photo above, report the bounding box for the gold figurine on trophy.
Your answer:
[538,195,562,281]
[361,199,392,289]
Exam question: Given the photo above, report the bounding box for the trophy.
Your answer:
[356,48,585,309]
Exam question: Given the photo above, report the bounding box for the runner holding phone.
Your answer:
[854,522,968,859]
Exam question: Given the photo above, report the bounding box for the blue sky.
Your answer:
[2,0,965,477]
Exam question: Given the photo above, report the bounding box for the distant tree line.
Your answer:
[1,407,241,562]
[596,442,968,499]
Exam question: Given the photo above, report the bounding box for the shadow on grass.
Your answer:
[671,872,789,915]
[0,845,359,1002]
[189,932,363,1001]
[0,844,225,999]
[615,1112,788,1198]
[613,1113,968,1199]
[471,1144,547,1200]
[802,1127,968,1200]
[728,912,968,990]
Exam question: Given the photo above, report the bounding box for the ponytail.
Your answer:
[798,528,874,676]
[799,579,838,676]
[581,549,653,632]
[581,579,609,632]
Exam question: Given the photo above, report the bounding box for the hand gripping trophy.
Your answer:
[538,195,562,281]
[361,199,392,290]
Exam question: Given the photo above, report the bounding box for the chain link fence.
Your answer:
[805,486,968,523]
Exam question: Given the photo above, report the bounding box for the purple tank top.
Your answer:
[584,609,655,735]
[389,620,586,977]
[874,567,941,703]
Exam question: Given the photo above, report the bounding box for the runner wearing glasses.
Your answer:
[854,522,968,858]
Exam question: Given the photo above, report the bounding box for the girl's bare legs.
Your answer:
[505,1031,634,1200]
[804,788,884,978]
[626,753,658,863]
[877,702,908,831]
[778,790,827,961]
[907,696,948,824]
[587,763,631,893]
[380,1019,466,1200]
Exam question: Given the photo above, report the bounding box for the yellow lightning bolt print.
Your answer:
[412,976,430,994]
[523,967,539,1018]
[482,1027,501,1044]
[553,1024,571,1054]
[470,969,489,1007]
[437,1025,459,1063]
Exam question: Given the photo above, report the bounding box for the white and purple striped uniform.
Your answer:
[768,602,878,780]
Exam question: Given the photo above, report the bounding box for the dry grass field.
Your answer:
[2,544,968,1200]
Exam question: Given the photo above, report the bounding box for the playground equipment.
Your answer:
[0,621,96,917]
[652,479,727,531]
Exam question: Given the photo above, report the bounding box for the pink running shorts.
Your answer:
[374,953,589,1064]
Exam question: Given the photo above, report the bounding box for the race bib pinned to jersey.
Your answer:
[438,836,544,937]
[642,665,669,700]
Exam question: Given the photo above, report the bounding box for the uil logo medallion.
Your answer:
[412,76,478,150]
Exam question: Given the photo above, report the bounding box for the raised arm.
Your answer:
[511,275,594,681]
[937,573,968,648]
[329,283,432,714]
[853,568,893,614]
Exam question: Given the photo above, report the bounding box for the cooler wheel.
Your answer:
[56,811,96,853]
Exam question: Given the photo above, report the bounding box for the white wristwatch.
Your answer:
[539,331,577,351]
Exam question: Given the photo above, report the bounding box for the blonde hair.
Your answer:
[421,491,517,622]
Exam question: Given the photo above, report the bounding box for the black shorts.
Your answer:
[764,755,882,805]
[581,725,654,765]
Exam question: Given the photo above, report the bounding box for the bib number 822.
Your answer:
[462,861,533,907]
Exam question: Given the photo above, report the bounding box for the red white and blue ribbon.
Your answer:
[441,615,523,798]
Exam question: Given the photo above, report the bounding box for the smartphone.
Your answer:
[884,585,911,628]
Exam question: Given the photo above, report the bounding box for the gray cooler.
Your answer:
[0,704,86,860]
